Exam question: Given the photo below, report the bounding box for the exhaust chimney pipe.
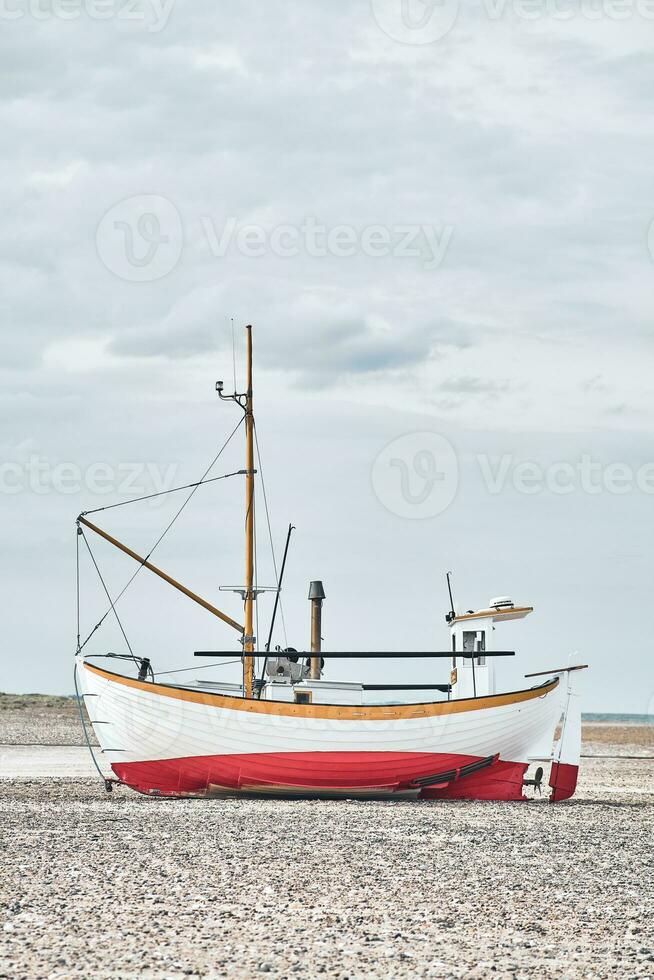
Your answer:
[308,581,325,680]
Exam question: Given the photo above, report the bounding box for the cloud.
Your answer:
[110,284,471,385]
[581,374,610,394]
[1,0,654,709]
[110,285,225,359]
[440,376,512,396]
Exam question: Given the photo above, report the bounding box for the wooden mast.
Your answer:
[243,324,255,698]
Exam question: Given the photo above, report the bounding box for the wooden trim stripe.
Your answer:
[84,662,559,721]
[452,606,533,623]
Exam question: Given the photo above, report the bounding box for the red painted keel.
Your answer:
[549,761,579,802]
[112,751,529,801]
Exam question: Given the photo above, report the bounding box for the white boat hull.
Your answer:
[78,661,581,801]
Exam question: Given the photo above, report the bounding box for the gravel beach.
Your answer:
[1,697,652,979]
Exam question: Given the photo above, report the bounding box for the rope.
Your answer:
[80,470,247,516]
[254,421,287,648]
[78,417,244,652]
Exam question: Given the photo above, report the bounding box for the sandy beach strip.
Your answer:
[0,698,652,978]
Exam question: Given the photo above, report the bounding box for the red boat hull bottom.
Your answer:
[112,751,529,801]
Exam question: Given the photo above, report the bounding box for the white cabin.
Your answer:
[449,596,533,699]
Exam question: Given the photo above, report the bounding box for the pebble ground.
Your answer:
[1,698,652,979]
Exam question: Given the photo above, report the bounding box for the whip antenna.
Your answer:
[446,570,456,622]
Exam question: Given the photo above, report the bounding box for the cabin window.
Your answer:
[294,691,312,704]
[463,631,476,652]
[463,631,486,665]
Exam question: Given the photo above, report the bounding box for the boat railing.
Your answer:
[194,651,516,659]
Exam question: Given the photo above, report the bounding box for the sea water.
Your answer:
[582,713,653,724]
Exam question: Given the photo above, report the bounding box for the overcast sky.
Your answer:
[1,0,653,712]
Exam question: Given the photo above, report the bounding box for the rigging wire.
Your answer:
[80,469,247,516]
[80,528,139,669]
[155,659,241,676]
[78,416,244,652]
[231,316,237,394]
[253,421,288,648]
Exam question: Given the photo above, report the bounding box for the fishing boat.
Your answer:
[75,324,587,802]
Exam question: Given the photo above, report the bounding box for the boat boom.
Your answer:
[77,516,244,634]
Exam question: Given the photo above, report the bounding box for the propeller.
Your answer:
[523,766,544,795]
